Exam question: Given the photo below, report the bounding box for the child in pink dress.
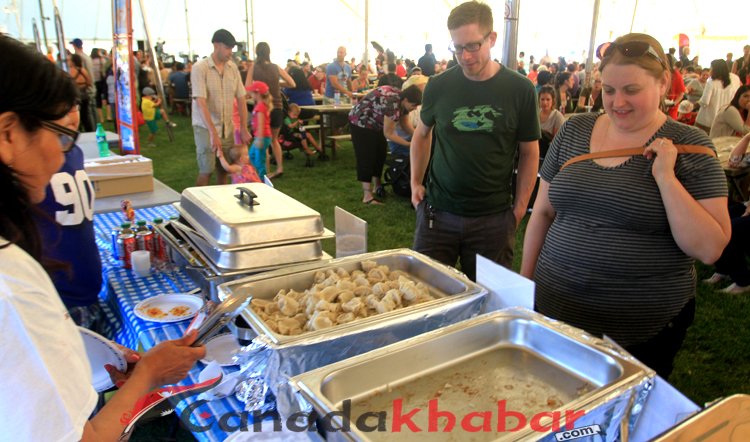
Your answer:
[217,146,262,184]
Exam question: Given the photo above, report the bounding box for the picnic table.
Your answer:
[300,104,354,161]
[714,135,750,202]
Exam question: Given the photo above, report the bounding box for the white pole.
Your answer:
[184,0,192,61]
[630,0,639,33]
[38,0,49,48]
[364,0,369,68]
[244,0,250,56]
[501,0,520,69]
[585,0,602,89]
[12,0,22,39]
[249,0,255,58]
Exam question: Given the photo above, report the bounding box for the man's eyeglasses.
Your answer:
[40,120,79,153]
[449,32,492,55]
[596,41,667,70]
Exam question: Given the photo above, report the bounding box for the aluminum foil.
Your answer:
[292,307,655,442]
[232,291,488,418]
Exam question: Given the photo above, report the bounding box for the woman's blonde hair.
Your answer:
[257,90,274,113]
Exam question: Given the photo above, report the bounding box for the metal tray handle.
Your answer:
[235,187,260,208]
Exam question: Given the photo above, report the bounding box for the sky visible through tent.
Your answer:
[3,0,747,67]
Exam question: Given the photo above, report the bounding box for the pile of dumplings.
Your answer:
[250,260,435,336]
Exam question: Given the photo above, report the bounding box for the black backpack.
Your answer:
[383,155,412,198]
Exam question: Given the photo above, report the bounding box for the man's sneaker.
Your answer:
[166,121,177,128]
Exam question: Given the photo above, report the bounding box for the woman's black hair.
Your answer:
[710,59,731,88]
[287,66,312,91]
[536,70,552,86]
[538,85,557,108]
[70,53,83,69]
[0,35,78,267]
[555,72,572,88]
[255,42,271,64]
[401,85,423,107]
[729,85,750,119]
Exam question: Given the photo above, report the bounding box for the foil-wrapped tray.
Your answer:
[291,308,655,442]
[218,249,486,345]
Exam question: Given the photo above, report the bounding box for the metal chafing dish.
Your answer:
[648,394,750,441]
[223,250,489,416]
[156,184,336,301]
[291,308,655,442]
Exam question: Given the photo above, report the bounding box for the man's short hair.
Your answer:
[447,0,493,34]
[388,62,396,73]
[175,62,185,71]
[686,66,695,73]
[668,47,676,54]
[425,44,432,52]
[567,64,576,72]
[301,61,310,67]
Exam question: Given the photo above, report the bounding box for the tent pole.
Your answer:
[364,0,369,68]
[184,0,192,61]
[12,0,23,39]
[38,0,48,48]
[33,18,43,53]
[244,0,250,56]
[138,0,174,142]
[584,0,602,89]
[630,0,638,33]
[501,0,520,69]
[250,0,255,58]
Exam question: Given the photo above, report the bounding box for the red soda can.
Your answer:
[156,233,170,262]
[117,234,136,269]
[136,230,155,255]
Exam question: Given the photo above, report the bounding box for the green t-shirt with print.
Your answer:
[284,116,300,134]
[420,64,540,217]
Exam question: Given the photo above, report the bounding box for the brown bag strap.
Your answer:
[560,144,717,170]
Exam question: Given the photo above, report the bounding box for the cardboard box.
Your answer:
[84,155,154,198]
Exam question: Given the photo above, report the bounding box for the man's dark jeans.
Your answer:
[413,200,516,281]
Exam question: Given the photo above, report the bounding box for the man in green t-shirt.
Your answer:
[410,0,540,281]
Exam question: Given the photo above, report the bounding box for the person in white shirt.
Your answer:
[0,35,205,442]
[695,59,741,133]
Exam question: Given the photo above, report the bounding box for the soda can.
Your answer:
[155,232,170,263]
[136,230,155,255]
[110,226,123,260]
[117,234,136,269]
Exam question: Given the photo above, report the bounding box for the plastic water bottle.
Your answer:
[96,124,109,157]
[334,91,341,108]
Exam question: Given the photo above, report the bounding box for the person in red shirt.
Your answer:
[308,65,327,95]
[668,63,686,119]
[396,59,406,77]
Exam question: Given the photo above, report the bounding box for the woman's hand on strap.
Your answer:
[644,137,678,183]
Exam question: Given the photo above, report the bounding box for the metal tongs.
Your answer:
[191,294,252,347]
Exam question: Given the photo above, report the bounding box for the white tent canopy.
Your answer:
[4,0,747,66]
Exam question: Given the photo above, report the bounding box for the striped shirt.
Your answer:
[534,113,727,346]
[191,56,246,138]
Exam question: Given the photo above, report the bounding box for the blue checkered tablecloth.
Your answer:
[93,205,247,442]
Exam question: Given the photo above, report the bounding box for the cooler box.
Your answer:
[84,155,154,198]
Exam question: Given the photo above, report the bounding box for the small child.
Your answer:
[217,145,262,184]
[285,103,321,155]
[248,81,272,179]
[141,87,176,145]
[676,100,696,126]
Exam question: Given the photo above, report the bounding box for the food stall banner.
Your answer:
[112,0,140,155]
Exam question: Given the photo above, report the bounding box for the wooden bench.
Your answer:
[172,98,191,116]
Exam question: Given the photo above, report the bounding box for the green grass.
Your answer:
[105,115,750,440]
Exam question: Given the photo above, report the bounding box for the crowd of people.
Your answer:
[4,0,750,439]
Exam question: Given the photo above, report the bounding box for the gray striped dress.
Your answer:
[534,113,727,346]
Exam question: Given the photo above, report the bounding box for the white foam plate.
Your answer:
[134,294,202,323]
[78,327,127,392]
[200,333,241,366]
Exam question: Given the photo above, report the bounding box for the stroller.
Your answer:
[381,154,412,198]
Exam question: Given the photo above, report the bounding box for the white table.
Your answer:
[93,178,181,214]
[78,131,120,157]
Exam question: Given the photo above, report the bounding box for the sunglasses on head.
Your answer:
[596,41,666,70]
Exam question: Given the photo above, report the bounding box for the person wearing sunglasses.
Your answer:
[410,0,540,281]
[34,103,107,331]
[0,36,205,441]
[521,33,731,379]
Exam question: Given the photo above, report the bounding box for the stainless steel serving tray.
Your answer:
[292,309,653,442]
[178,184,325,248]
[648,394,750,441]
[217,249,485,346]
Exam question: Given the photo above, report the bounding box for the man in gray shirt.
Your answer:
[70,38,97,131]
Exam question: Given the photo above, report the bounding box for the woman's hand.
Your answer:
[644,137,678,183]
[105,343,143,389]
[131,330,206,389]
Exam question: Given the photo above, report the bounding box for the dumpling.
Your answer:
[336,279,357,291]
[361,260,378,272]
[353,286,373,297]
[337,312,356,324]
[321,286,341,302]
[336,267,350,279]
[338,290,355,304]
[277,295,299,316]
[315,299,342,313]
[313,271,326,284]
[278,318,302,335]
[342,297,365,314]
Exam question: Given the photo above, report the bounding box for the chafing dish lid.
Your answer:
[650,394,750,441]
[178,183,324,247]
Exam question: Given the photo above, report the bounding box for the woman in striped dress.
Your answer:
[521,33,731,379]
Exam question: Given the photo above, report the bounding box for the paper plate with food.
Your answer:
[134,293,203,323]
